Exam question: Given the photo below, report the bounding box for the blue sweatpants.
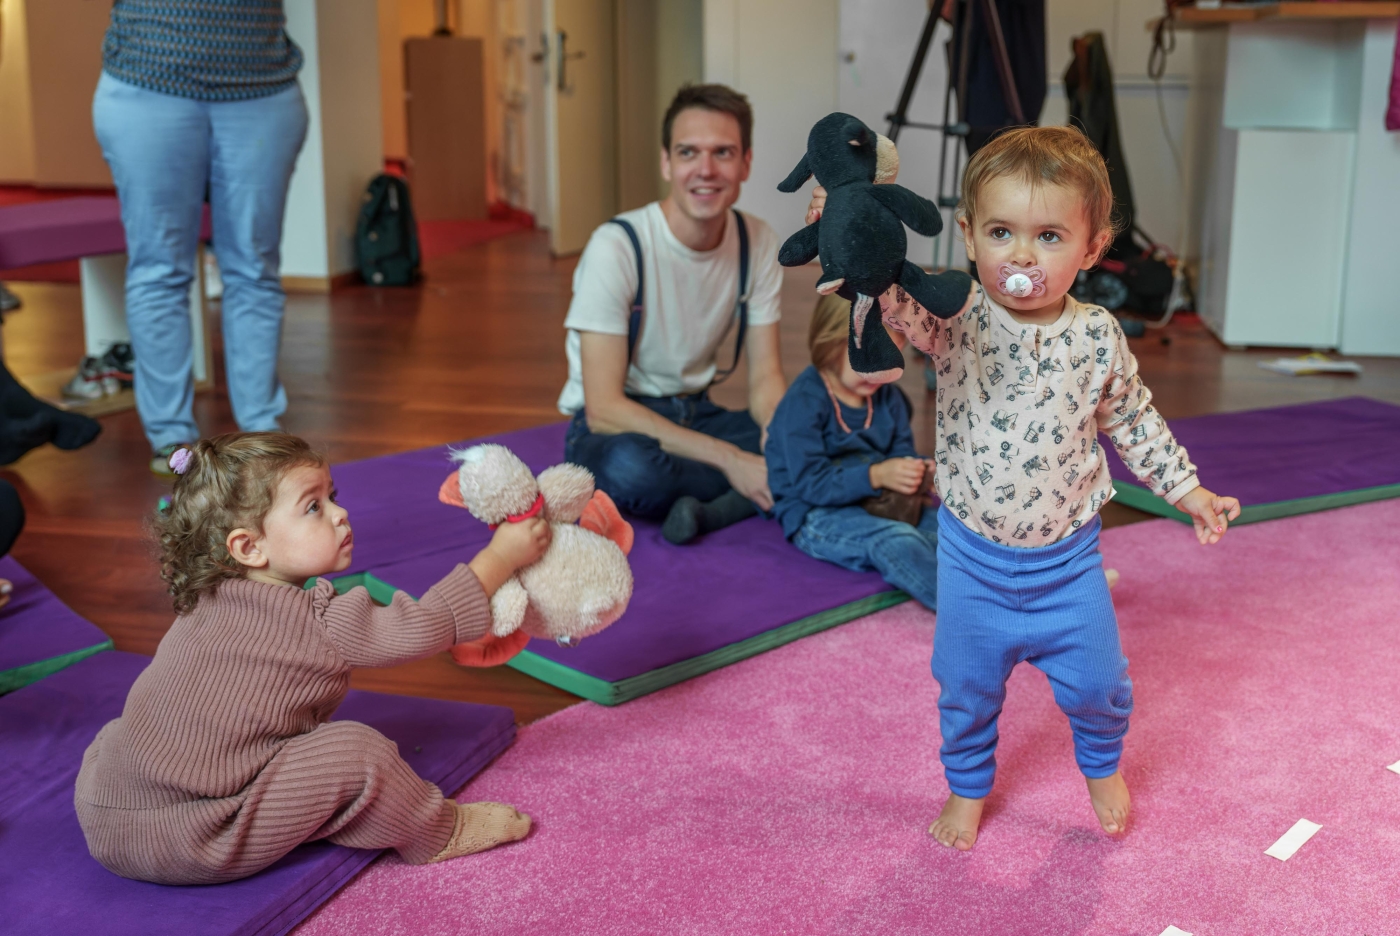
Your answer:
[932,506,1131,799]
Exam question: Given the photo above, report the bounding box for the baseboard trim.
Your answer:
[282,271,359,293]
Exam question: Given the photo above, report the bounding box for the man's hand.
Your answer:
[870,457,926,496]
[806,185,828,225]
[1174,486,1241,545]
[724,450,774,511]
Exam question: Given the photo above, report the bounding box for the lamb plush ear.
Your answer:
[438,471,466,507]
[777,153,813,193]
[537,463,595,524]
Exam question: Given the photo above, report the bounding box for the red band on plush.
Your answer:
[488,492,545,530]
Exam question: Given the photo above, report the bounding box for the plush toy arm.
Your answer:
[489,576,529,637]
[899,264,975,319]
[776,153,813,193]
[868,184,942,237]
[778,223,821,268]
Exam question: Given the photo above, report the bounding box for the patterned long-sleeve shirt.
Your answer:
[881,284,1199,545]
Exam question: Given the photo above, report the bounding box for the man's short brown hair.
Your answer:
[958,126,1121,255]
[662,84,753,153]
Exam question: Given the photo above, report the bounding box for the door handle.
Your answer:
[557,29,585,92]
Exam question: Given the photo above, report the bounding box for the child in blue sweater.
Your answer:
[765,295,939,610]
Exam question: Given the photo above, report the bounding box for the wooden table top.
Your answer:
[1173,1,1399,24]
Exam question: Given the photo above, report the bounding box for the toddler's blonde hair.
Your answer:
[808,293,851,373]
[153,432,325,614]
[958,126,1121,259]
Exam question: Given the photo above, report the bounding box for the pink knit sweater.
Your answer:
[77,566,491,811]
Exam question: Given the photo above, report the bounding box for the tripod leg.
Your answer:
[886,6,942,144]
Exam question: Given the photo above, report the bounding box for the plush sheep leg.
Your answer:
[427,803,530,862]
[848,293,905,381]
[490,577,529,637]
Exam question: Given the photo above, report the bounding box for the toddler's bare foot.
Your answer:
[928,793,984,851]
[429,801,531,862]
[1105,568,1119,590]
[1085,772,1130,834]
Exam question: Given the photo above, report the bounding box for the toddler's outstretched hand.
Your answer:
[1175,486,1241,545]
[871,457,926,496]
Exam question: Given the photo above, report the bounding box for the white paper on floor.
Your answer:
[1159,926,1193,936]
[1265,819,1322,861]
[1387,760,1400,775]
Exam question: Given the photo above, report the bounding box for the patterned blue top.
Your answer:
[102,0,303,102]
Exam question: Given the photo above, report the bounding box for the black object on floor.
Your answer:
[0,360,101,462]
[663,489,759,545]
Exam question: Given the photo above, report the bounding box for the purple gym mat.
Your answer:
[331,421,894,685]
[0,650,516,936]
[0,556,112,689]
[1103,396,1400,504]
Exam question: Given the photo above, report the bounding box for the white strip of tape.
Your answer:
[1160,926,1193,936]
[1265,818,1322,861]
[1387,760,1400,775]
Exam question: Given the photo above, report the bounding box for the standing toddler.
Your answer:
[76,433,542,884]
[872,127,1240,848]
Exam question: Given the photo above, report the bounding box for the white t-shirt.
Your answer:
[556,202,783,415]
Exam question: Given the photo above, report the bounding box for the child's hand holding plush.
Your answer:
[454,518,554,666]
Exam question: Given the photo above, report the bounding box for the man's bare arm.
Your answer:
[744,321,787,437]
[579,331,774,509]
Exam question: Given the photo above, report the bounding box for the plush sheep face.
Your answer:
[451,444,539,526]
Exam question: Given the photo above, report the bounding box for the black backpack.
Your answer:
[355,174,420,286]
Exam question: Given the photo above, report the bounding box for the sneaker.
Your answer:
[100,342,135,388]
[62,356,119,401]
[151,442,189,478]
[0,282,20,314]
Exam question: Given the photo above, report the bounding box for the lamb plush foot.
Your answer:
[663,489,757,545]
[1086,771,1130,835]
[929,793,984,851]
[428,802,531,863]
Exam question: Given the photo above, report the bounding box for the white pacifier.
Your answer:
[996,263,1047,299]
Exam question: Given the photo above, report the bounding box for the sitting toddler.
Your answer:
[765,294,939,611]
[75,432,541,884]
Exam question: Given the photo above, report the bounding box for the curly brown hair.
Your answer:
[153,432,325,614]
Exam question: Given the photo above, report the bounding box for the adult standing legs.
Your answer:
[207,84,308,433]
[92,73,208,457]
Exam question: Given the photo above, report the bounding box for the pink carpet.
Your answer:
[297,501,1400,935]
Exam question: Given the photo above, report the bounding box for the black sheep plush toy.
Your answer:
[777,113,972,380]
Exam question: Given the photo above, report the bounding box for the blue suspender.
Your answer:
[608,208,750,387]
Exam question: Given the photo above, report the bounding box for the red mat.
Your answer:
[296,500,1400,935]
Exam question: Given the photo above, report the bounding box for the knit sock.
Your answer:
[663,489,758,545]
[0,412,57,465]
[0,363,101,451]
[427,802,531,863]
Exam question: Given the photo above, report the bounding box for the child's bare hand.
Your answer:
[871,457,926,495]
[488,517,551,570]
[805,185,827,225]
[1175,486,1241,545]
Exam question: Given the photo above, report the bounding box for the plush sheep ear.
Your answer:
[537,463,595,524]
[776,153,812,193]
[842,115,871,149]
[874,133,899,184]
[438,471,467,507]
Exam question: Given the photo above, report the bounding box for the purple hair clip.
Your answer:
[169,448,194,475]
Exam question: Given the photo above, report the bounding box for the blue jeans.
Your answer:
[92,73,309,449]
[792,505,939,611]
[564,393,761,519]
[932,507,1131,798]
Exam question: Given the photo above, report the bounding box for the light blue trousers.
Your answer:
[792,505,939,611]
[932,507,1132,799]
[92,73,308,449]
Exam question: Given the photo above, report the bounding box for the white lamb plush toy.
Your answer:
[437,444,634,648]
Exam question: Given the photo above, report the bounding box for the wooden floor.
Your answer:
[5,229,1398,723]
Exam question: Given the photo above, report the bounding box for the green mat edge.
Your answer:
[0,638,114,695]
[328,569,910,707]
[506,589,911,706]
[1111,479,1400,526]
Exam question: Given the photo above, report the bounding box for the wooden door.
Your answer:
[544,0,617,255]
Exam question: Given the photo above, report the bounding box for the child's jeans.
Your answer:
[792,505,939,610]
[932,506,1131,799]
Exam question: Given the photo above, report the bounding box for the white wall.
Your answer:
[704,0,840,245]
[283,0,386,280]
